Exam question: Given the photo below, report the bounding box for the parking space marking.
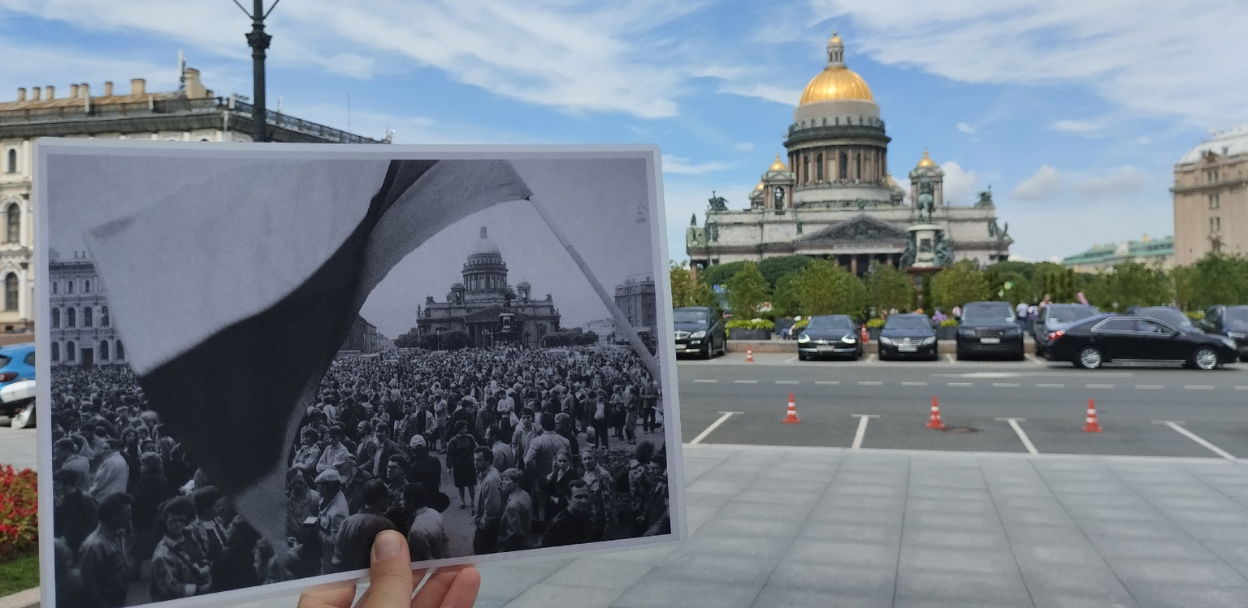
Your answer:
[867,354,878,363]
[1086,384,1115,389]
[690,411,742,445]
[997,417,1038,454]
[734,379,758,384]
[1154,421,1235,460]
[1237,386,1248,391]
[946,382,974,387]
[1025,354,1045,366]
[815,380,840,385]
[784,356,798,363]
[1036,383,1065,388]
[900,381,928,386]
[775,380,799,385]
[1183,385,1214,390]
[1134,384,1164,390]
[857,381,883,386]
[851,414,878,450]
[693,379,718,383]
[945,354,956,364]
[992,382,1021,388]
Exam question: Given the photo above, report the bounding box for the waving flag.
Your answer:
[84,158,531,546]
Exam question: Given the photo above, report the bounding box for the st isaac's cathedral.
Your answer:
[687,32,1013,275]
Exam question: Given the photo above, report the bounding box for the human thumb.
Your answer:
[361,530,413,608]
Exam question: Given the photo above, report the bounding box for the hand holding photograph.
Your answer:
[36,141,682,608]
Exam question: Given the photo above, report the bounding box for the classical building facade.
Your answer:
[1173,123,1248,265]
[1061,234,1175,273]
[614,275,656,338]
[0,62,379,333]
[687,32,1012,276]
[48,253,125,367]
[417,227,560,347]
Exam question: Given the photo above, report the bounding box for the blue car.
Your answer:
[0,343,35,426]
[0,342,34,385]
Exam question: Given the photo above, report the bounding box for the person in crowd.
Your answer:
[580,449,614,532]
[640,381,659,434]
[314,469,350,573]
[286,467,320,537]
[487,426,515,473]
[89,425,129,501]
[336,453,369,514]
[404,483,449,561]
[78,493,134,608]
[191,486,228,568]
[542,450,577,524]
[382,454,410,513]
[541,481,598,547]
[292,427,322,471]
[496,389,516,441]
[214,515,261,591]
[447,420,479,510]
[524,412,571,527]
[553,413,580,472]
[317,424,352,475]
[510,409,539,469]
[405,435,442,499]
[472,447,504,555]
[589,390,611,449]
[498,468,532,552]
[334,479,397,572]
[53,468,97,555]
[120,427,142,493]
[53,437,91,493]
[149,496,212,601]
[54,539,89,608]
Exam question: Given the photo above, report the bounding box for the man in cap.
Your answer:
[88,424,129,501]
[314,469,350,573]
[405,434,442,497]
[316,424,351,475]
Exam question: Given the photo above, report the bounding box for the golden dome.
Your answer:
[754,182,765,191]
[799,32,873,105]
[768,155,788,171]
[916,149,936,168]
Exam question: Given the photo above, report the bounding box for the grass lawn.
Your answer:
[0,554,38,596]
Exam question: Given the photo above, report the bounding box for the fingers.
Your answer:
[412,566,481,608]
[359,530,415,608]
[297,580,357,608]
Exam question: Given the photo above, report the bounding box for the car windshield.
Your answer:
[962,303,1013,323]
[673,310,708,324]
[1224,307,1248,324]
[1138,308,1190,327]
[884,316,930,330]
[1047,305,1098,324]
[0,355,9,367]
[808,316,851,331]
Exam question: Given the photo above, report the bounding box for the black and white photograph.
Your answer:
[35,141,682,608]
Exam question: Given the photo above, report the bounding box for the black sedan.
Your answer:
[797,314,862,361]
[1047,314,1238,370]
[956,301,1025,360]
[1201,305,1248,362]
[878,313,938,361]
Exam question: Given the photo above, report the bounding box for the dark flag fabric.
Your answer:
[83,158,532,547]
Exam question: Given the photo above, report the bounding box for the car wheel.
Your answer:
[1191,346,1219,371]
[1076,346,1103,369]
[798,353,807,361]
[11,403,32,429]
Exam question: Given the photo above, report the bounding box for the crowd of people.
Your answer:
[49,344,669,608]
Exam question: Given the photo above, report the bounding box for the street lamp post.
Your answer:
[234,0,279,142]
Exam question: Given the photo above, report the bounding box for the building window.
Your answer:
[84,306,93,327]
[5,204,18,243]
[51,342,59,362]
[3,273,16,311]
[67,280,74,294]
[67,341,76,362]
[839,152,848,180]
[816,153,824,182]
[1209,193,1220,209]
[1211,217,1222,232]
[115,340,124,360]
[100,341,109,361]
[52,307,60,328]
[5,149,14,174]
[51,281,57,295]
[101,306,110,327]
[67,307,76,328]
[84,279,91,293]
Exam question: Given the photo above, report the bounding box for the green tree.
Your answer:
[920,273,933,311]
[1171,265,1197,311]
[1188,253,1248,309]
[669,263,699,308]
[698,261,748,290]
[931,260,991,310]
[393,328,421,348]
[726,261,769,317]
[793,261,866,316]
[1034,262,1076,302]
[771,272,803,317]
[758,256,813,289]
[865,264,915,313]
[1084,262,1172,311]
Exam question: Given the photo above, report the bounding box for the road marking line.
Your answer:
[997,417,1038,454]
[992,382,1021,388]
[857,381,883,386]
[1086,384,1115,389]
[1134,384,1164,390]
[945,354,956,364]
[734,379,758,384]
[946,382,974,387]
[1237,386,1248,391]
[1025,354,1045,366]
[851,414,878,449]
[693,379,718,384]
[900,381,928,386]
[775,380,799,385]
[1154,421,1236,460]
[1183,385,1214,390]
[867,354,878,363]
[784,356,798,363]
[815,380,840,385]
[690,411,742,445]
[1036,383,1065,388]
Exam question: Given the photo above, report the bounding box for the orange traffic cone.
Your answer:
[926,396,946,430]
[783,392,800,424]
[746,348,754,363]
[1083,398,1103,433]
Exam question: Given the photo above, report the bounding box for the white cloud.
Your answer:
[663,155,737,175]
[939,161,979,204]
[1011,164,1062,201]
[717,82,801,106]
[956,122,976,135]
[732,142,756,152]
[806,0,1248,128]
[1051,119,1104,135]
[1074,165,1148,198]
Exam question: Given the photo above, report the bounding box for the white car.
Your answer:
[2,379,35,428]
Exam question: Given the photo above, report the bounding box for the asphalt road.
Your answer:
[675,351,1248,459]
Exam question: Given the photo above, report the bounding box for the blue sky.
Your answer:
[5,0,1247,264]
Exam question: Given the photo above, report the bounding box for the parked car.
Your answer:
[1124,306,1201,333]
[672,306,726,359]
[1033,303,1099,357]
[1201,305,1248,362]
[1047,314,1238,370]
[797,314,862,361]
[0,343,35,428]
[878,313,939,361]
[1,379,34,428]
[956,301,1024,360]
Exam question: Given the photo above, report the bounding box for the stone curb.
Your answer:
[0,588,38,608]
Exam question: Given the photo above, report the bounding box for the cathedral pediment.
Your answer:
[797,214,907,245]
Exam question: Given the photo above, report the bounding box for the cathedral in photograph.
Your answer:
[687,32,1013,275]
